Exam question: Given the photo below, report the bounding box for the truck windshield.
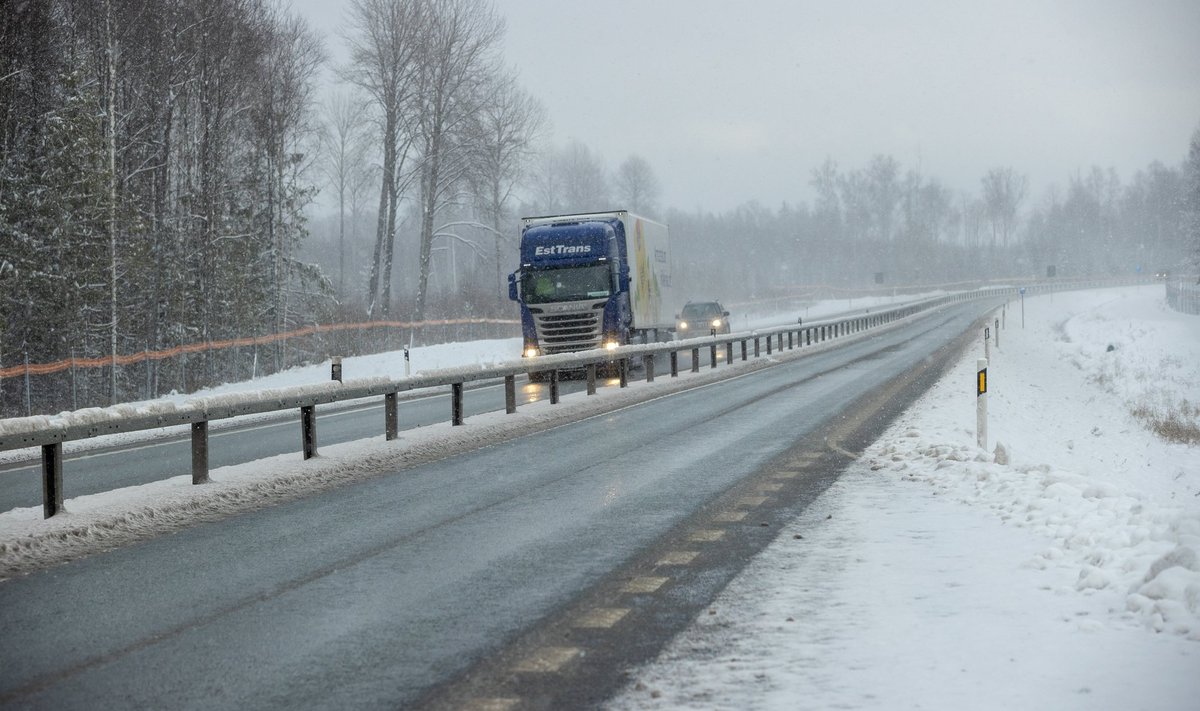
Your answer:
[521,264,611,304]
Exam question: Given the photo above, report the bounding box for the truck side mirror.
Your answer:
[618,265,630,291]
[508,272,519,301]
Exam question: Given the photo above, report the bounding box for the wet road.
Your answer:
[0,301,994,710]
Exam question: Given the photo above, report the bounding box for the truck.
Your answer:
[508,211,673,368]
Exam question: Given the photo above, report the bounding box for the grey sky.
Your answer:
[293,0,1200,213]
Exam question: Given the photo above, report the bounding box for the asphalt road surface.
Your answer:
[0,300,995,710]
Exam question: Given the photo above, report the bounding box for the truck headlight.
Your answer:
[524,347,540,358]
[604,340,620,351]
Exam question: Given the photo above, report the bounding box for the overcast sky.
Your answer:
[293,0,1200,213]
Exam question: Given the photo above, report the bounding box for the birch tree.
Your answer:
[343,0,426,318]
[412,0,504,324]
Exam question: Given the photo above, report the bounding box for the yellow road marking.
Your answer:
[574,607,630,628]
[712,511,747,523]
[657,550,699,565]
[737,496,768,508]
[759,482,783,492]
[689,529,725,542]
[513,646,579,673]
[772,470,801,479]
[460,699,520,711]
[622,576,669,594]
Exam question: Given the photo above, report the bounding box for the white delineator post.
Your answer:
[976,358,988,449]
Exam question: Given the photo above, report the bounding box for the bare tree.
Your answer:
[465,71,546,295]
[343,0,426,318]
[411,0,504,324]
[615,154,660,215]
[981,166,1028,249]
[558,140,609,211]
[320,91,373,298]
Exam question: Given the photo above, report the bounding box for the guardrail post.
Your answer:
[385,392,399,439]
[504,375,516,414]
[691,347,700,373]
[766,335,772,355]
[670,351,678,377]
[741,340,747,361]
[191,421,209,484]
[778,333,784,351]
[550,370,560,404]
[587,363,598,394]
[644,354,655,382]
[806,329,811,346]
[726,342,733,365]
[301,405,317,459]
[754,337,760,357]
[41,443,63,519]
[619,359,628,388]
[788,332,793,349]
[452,382,465,423]
[709,343,718,368]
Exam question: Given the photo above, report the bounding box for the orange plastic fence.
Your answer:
[0,318,519,379]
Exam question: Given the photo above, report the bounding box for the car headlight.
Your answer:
[679,321,688,330]
[711,318,722,328]
[524,347,540,358]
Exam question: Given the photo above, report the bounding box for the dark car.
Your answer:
[676,301,731,336]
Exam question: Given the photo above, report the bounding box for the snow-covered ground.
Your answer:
[607,285,1200,710]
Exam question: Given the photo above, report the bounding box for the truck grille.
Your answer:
[532,301,605,353]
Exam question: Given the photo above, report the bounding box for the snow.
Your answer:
[2,286,1196,707]
[607,285,1199,710]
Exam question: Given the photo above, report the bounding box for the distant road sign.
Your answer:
[1019,287,1026,295]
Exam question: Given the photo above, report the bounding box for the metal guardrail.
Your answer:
[0,278,1149,519]
[1165,278,1200,315]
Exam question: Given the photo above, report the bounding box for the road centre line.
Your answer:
[512,646,580,673]
[461,698,518,711]
[572,607,630,629]
[736,495,768,508]
[621,577,669,594]
[656,551,699,565]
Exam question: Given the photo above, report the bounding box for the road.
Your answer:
[0,300,994,710]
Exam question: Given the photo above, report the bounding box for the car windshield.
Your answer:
[681,303,721,319]
[521,264,611,304]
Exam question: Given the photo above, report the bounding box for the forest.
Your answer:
[2,0,1199,416]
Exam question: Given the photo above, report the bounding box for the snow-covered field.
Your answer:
[608,285,1200,710]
